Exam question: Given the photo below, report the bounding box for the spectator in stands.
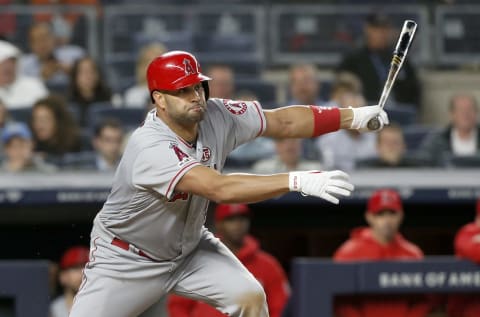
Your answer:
[168,204,290,317]
[447,198,480,317]
[50,246,90,317]
[357,124,422,168]
[206,64,235,99]
[0,122,56,173]
[124,42,167,109]
[419,93,480,166]
[0,98,8,130]
[334,189,431,317]
[253,138,321,173]
[91,118,124,172]
[30,96,81,162]
[0,40,48,109]
[18,22,70,88]
[69,56,112,125]
[0,98,9,156]
[337,13,420,107]
[288,63,322,105]
[315,76,376,171]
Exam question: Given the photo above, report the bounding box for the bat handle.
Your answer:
[367,117,381,130]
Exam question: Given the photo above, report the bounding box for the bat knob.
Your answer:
[367,117,381,131]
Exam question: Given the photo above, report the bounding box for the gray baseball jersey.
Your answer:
[93,98,266,261]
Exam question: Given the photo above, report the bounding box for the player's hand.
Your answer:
[288,170,354,204]
[350,105,389,131]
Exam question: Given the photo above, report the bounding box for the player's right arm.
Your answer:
[175,165,354,204]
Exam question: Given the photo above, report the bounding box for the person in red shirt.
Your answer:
[447,198,480,317]
[333,189,431,317]
[168,204,290,317]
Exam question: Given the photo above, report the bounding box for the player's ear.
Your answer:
[365,212,373,225]
[152,91,166,110]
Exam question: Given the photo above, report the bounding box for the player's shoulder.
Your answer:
[456,222,480,237]
[208,98,262,116]
[129,112,177,148]
[334,238,364,259]
[398,238,424,258]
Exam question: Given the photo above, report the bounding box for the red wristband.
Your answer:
[309,106,341,137]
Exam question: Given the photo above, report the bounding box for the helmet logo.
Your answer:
[183,58,197,76]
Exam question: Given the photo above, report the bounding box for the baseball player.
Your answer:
[69,50,389,317]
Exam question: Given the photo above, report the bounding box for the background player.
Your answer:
[50,246,90,317]
[168,203,290,317]
[69,50,388,317]
[333,189,431,317]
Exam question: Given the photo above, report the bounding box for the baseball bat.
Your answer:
[367,20,417,130]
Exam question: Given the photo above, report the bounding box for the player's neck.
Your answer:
[64,290,76,310]
[371,230,394,245]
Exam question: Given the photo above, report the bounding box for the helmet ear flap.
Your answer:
[202,81,209,101]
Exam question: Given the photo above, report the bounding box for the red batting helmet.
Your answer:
[147,50,211,101]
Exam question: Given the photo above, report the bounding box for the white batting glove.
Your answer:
[350,105,390,131]
[288,170,354,204]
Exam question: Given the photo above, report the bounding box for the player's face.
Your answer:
[217,216,250,246]
[59,266,85,294]
[161,83,207,125]
[367,210,403,243]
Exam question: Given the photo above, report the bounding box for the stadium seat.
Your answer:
[446,154,480,168]
[61,151,97,170]
[235,79,277,107]
[385,104,418,126]
[9,108,32,124]
[403,125,439,152]
[87,103,146,132]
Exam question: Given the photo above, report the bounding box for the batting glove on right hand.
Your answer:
[350,105,389,131]
[288,170,354,204]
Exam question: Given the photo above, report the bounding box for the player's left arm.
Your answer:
[262,105,388,139]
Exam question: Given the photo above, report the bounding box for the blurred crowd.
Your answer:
[1,9,479,174]
[0,9,479,174]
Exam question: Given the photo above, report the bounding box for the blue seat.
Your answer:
[403,125,438,152]
[447,154,480,168]
[61,151,97,170]
[235,79,277,108]
[9,108,32,124]
[87,103,146,132]
[386,104,418,126]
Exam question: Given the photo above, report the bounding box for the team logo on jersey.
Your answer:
[201,147,211,162]
[183,58,197,76]
[223,99,248,115]
[170,142,194,166]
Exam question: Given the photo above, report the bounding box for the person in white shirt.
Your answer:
[18,22,74,87]
[253,138,321,174]
[315,75,376,171]
[0,40,48,109]
[419,93,480,166]
[124,43,167,109]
